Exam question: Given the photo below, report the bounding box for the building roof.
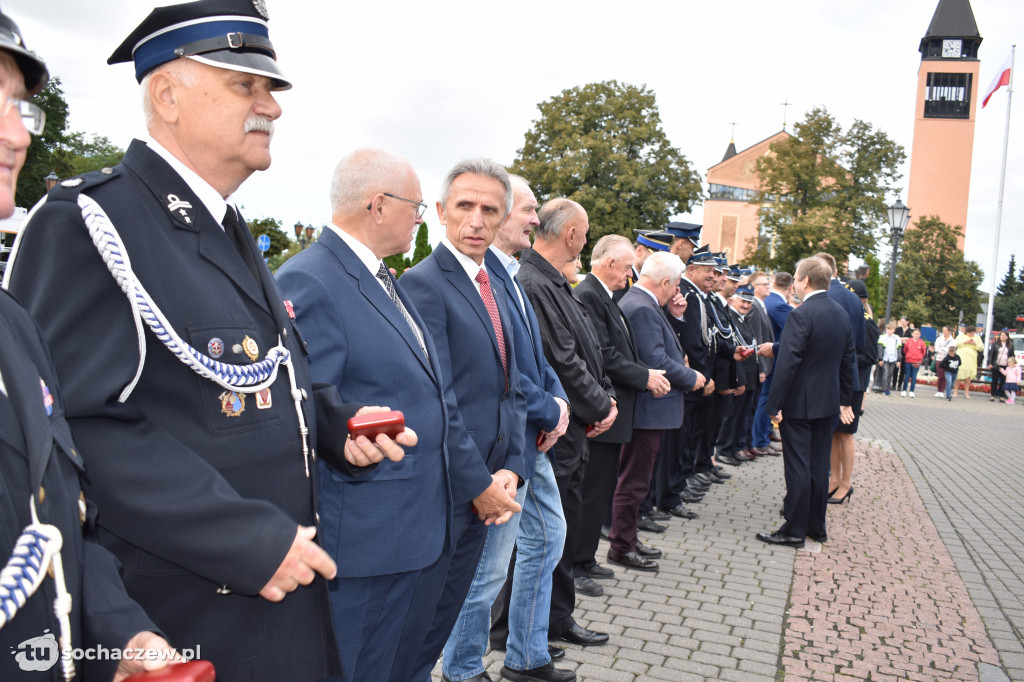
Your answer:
[921,0,980,41]
[722,140,738,162]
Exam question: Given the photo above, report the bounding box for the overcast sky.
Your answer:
[9,0,1023,291]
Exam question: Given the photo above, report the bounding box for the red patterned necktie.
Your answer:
[475,268,508,387]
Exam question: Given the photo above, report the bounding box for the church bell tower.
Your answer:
[905,0,982,248]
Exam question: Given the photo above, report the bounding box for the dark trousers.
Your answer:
[936,366,948,393]
[549,462,586,635]
[992,365,1008,398]
[394,504,488,682]
[694,391,727,473]
[778,416,833,540]
[719,390,754,456]
[893,361,905,389]
[322,569,421,682]
[609,429,663,554]
[573,441,621,572]
[681,395,711,479]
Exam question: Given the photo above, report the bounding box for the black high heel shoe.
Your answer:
[827,486,853,505]
[829,487,839,497]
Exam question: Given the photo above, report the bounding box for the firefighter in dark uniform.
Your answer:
[0,9,178,680]
[4,2,411,680]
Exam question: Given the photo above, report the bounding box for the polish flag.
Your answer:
[982,53,1012,108]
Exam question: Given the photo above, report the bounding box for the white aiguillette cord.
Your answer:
[76,194,310,477]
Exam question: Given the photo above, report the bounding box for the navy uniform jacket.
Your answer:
[516,249,614,476]
[619,286,698,430]
[5,140,345,681]
[766,292,855,420]
[484,248,567,479]
[277,228,473,576]
[575,274,649,444]
[763,291,793,340]
[673,277,735,399]
[401,243,528,489]
[0,291,157,681]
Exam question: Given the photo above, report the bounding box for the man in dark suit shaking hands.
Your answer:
[757,257,856,549]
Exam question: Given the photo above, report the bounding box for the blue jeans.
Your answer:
[441,455,566,679]
[900,364,920,392]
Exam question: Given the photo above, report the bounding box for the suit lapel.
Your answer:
[122,142,272,312]
[435,243,504,363]
[321,231,434,378]
[0,318,54,492]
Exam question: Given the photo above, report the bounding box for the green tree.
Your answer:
[996,255,1021,298]
[747,107,905,271]
[863,251,885,315]
[410,221,432,266]
[892,216,982,327]
[993,291,1024,331]
[246,217,291,259]
[18,74,126,209]
[509,80,701,266]
[383,252,410,274]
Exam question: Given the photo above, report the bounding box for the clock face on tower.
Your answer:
[942,39,962,58]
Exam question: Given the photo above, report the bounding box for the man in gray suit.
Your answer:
[611,253,705,571]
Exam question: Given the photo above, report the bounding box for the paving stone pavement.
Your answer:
[429,393,1023,681]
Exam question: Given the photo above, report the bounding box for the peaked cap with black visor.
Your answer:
[0,3,49,95]
[108,0,291,90]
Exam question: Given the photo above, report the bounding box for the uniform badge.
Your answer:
[252,0,269,20]
[78,491,87,526]
[39,377,54,416]
[256,388,272,410]
[283,299,296,320]
[242,335,259,361]
[219,391,245,417]
[166,194,194,225]
[208,337,224,358]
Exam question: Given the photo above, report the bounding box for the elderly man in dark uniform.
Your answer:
[5,2,409,680]
[0,12,181,681]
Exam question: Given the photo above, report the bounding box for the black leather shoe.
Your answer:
[637,515,666,533]
[680,489,704,504]
[573,575,604,597]
[606,549,659,571]
[635,540,662,559]
[665,504,698,519]
[686,476,710,490]
[683,482,708,495]
[502,662,577,682]
[549,645,565,660]
[693,472,716,485]
[599,525,610,540]
[713,466,732,478]
[585,563,614,579]
[647,509,671,521]
[808,532,827,543]
[755,531,804,548]
[706,470,728,482]
[552,622,609,646]
[717,454,743,466]
[443,673,492,682]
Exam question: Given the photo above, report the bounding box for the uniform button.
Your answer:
[282,327,289,340]
[216,586,232,595]
[38,486,45,504]
[232,343,244,355]
[315,512,321,524]
[497,435,504,442]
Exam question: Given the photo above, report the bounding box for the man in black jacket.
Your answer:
[517,199,617,647]
[574,235,669,593]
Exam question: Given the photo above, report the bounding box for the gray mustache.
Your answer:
[245,116,275,138]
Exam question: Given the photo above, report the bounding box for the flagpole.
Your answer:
[984,44,1015,363]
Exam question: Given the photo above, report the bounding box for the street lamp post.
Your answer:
[43,171,60,192]
[883,198,911,326]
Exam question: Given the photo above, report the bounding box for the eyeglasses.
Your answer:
[367,192,428,221]
[1,96,46,136]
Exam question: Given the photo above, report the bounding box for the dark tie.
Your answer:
[375,263,428,359]
[222,206,261,283]
[475,268,508,386]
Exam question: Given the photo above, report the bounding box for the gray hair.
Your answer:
[439,158,512,217]
[536,198,583,241]
[641,252,684,283]
[329,148,410,214]
[140,57,196,126]
[591,234,633,266]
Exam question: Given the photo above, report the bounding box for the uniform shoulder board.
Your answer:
[45,166,121,203]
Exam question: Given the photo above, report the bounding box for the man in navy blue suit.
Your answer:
[400,159,529,681]
[444,175,574,682]
[612,253,704,571]
[757,257,855,549]
[278,149,513,681]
